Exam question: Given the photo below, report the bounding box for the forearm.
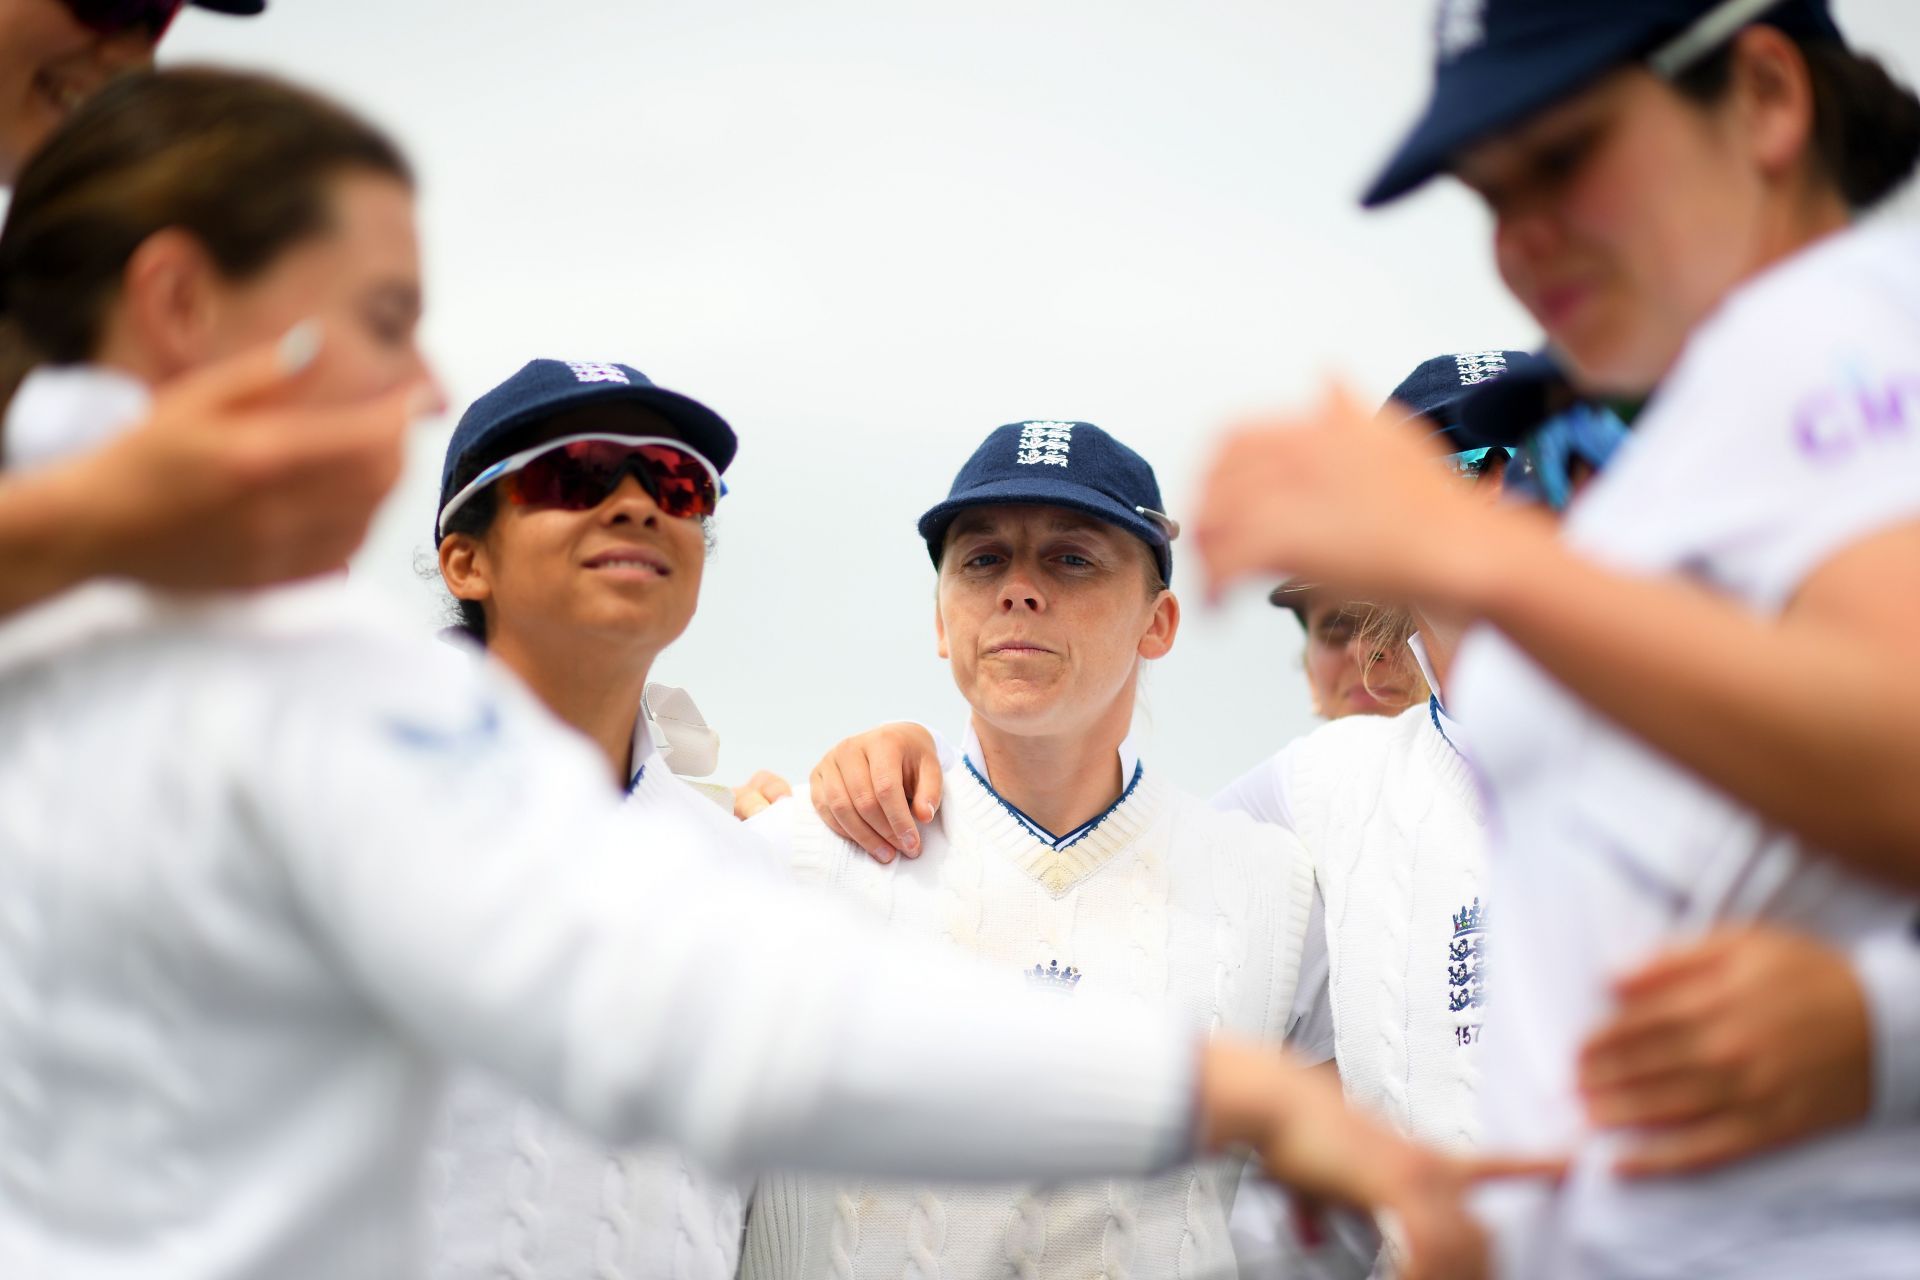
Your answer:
[1457,518,1920,886]
[0,462,107,617]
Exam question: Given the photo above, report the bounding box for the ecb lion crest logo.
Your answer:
[1448,897,1486,1013]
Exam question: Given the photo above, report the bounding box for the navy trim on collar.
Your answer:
[961,754,1145,851]
[1429,695,1465,762]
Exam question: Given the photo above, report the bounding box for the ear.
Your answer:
[438,533,494,608]
[934,592,950,660]
[118,228,226,378]
[1138,588,1180,661]
[1730,25,1817,186]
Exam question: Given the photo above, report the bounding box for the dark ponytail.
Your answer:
[0,66,411,422]
[1801,42,1920,209]
[1674,35,1920,211]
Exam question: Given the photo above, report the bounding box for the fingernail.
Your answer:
[901,833,919,854]
[876,848,895,864]
[278,319,322,374]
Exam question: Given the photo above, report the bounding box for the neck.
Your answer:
[970,690,1134,836]
[489,624,657,786]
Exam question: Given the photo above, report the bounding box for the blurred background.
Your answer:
[165,0,1920,793]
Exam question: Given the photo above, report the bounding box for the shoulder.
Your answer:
[1283,706,1420,781]
[1648,224,1920,461]
[1165,777,1309,863]
[779,783,901,887]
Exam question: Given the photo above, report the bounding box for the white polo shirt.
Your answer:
[1454,220,1920,1278]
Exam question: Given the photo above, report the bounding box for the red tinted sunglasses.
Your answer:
[438,434,724,537]
[62,0,185,38]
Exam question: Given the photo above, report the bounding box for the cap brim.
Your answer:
[479,383,738,476]
[1267,579,1315,613]
[189,0,267,13]
[1361,24,1653,208]
[918,480,1169,563]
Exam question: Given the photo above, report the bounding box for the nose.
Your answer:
[1495,200,1563,292]
[601,470,662,526]
[996,565,1046,614]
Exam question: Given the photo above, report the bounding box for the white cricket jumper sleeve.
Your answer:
[255,629,1199,1180]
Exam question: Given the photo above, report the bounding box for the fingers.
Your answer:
[1608,934,1734,1001]
[160,320,325,416]
[811,758,897,864]
[1612,1113,1766,1178]
[1580,976,1723,1091]
[1458,1154,1570,1185]
[1586,1069,1727,1130]
[732,771,790,821]
[753,771,793,804]
[858,754,922,857]
[911,760,943,824]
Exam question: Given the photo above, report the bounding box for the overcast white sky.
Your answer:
[165,1,1920,794]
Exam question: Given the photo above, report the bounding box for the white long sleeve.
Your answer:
[0,579,1195,1280]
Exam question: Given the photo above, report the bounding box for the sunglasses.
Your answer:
[1443,445,1516,479]
[1503,402,1630,512]
[62,0,184,38]
[437,434,725,539]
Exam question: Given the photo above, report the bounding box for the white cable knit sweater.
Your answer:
[426,730,756,1280]
[1283,703,1488,1153]
[741,756,1316,1280]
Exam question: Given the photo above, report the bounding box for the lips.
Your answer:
[986,641,1055,657]
[583,545,671,577]
[1533,281,1594,333]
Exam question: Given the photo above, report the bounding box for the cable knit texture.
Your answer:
[426,759,753,1280]
[1285,704,1488,1153]
[742,760,1314,1280]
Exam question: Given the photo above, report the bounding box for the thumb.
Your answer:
[164,320,327,417]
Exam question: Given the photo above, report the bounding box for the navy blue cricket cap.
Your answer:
[1384,348,1557,447]
[917,421,1178,583]
[1268,348,1546,612]
[1363,0,1844,207]
[1454,350,1583,448]
[436,359,737,542]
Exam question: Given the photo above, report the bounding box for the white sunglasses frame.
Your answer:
[436,432,724,540]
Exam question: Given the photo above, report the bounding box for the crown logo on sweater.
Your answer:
[1026,959,1083,992]
[1452,897,1486,936]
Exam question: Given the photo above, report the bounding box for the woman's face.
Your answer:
[193,170,429,405]
[0,0,154,181]
[452,406,710,664]
[1454,64,1780,396]
[1299,592,1419,720]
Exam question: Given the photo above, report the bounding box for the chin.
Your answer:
[1550,316,1674,399]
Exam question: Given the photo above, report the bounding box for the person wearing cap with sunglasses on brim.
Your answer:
[733,420,1370,1280]
[425,359,760,1280]
[1195,1,1920,1274]
[0,0,415,638]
